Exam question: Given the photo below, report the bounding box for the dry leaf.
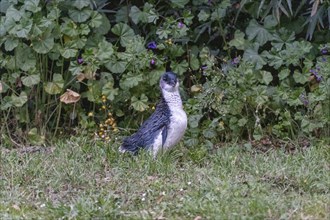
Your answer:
[76,73,86,82]
[60,89,81,104]
[194,216,202,220]
[191,84,203,93]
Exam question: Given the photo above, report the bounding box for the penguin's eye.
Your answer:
[163,75,168,81]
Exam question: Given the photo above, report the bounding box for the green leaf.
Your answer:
[89,11,103,28]
[15,18,33,38]
[203,128,216,139]
[238,118,248,127]
[170,0,189,8]
[24,0,40,13]
[11,91,28,107]
[120,73,143,89]
[246,19,273,45]
[190,54,200,71]
[0,96,12,110]
[6,5,22,21]
[102,82,118,101]
[264,15,278,29]
[228,30,246,50]
[32,33,54,54]
[172,60,189,75]
[243,44,266,70]
[22,74,40,87]
[105,60,127,74]
[189,114,202,128]
[111,23,135,47]
[4,37,18,51]
[129,6,141,24]
[16,44,37,71]
[61,20,79,37]
[96,39,114,62]
[94,13,111,35]
[69,9,91,23]
[293,71,309,84]
[44,74,64,95]
[261,71,273,85]
[131,94,149,112]
[73,0,90,10]
[60,47,77,59]
[279,69,290,80]
[198,10,210,22]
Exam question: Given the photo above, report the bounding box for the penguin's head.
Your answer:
[160,71,179,92]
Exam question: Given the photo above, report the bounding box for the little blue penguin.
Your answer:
[120,71,187,157]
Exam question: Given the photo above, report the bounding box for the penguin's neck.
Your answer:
[161,89,183,108]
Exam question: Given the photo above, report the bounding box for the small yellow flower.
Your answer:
[88,112,94,117]
[102,95,106,100]
[101,105,106,110]
[98,131,103,136]
[99,124,104,128]
[105,136,110,141]
[113,127,119,132]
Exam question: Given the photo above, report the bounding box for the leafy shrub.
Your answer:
[0,0,329,146]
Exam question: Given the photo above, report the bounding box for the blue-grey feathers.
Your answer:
[121,97,171,154]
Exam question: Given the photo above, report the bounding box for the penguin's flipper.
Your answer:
[161,125,168,147]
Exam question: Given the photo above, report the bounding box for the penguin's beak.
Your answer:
[169,78,177,87]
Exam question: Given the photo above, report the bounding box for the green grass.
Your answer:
[0,137,329,219]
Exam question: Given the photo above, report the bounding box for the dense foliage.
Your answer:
[0,0,329,146]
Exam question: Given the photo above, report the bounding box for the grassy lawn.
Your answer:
[1,137,329,219]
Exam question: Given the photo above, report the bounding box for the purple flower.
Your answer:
[150,58,156,66]
[299,93,309,106]
[77,57,84,64]
[201,65,208,70]
[231,57,240,65]
[321,48,328,55]
[310,68,322,82]
[147,41,157,50]
[178,22,184,29]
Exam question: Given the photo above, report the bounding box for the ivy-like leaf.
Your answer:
[170,0,189,8]
[246,19,273,46]
[44,74,64,95]
[96,39,114,62]
[228,30,247,50]
[102,82,118,101]
[69,9,91,23]
[73,0,90,10]
[172,60,189,75]
[4,37,18,51]
[243,44,266,70]
[131,94,149,112]
[105,60,127,74]
[261,71,273,85]
[11,91,28,107]
[24,0,41,13]
[89,11,103,28]
[32,33,54,54]
[111,23,135,47]
[293,71,309,84]
[22,74,40,87]
[120,73,143,89]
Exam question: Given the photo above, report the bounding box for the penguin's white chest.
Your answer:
[152,106,187,157]
[165,106,187,148]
